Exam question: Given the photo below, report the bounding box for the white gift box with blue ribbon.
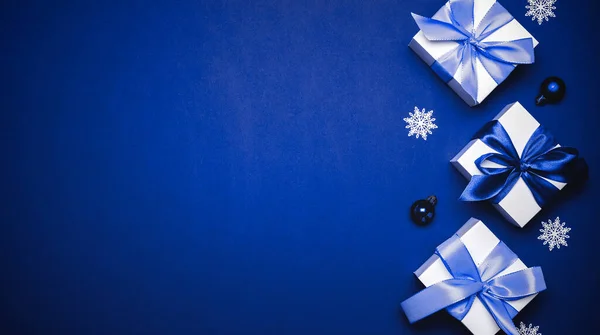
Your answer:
[407,218,544,335]
[409,0,538,106]
[451,102,585,227]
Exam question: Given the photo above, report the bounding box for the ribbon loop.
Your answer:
[486,267,546,300]
[412,13,468,41]
[476,2,514,39]
[401,235,545,335]
[412,0,535,103]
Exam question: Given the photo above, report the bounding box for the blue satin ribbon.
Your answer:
[459,120,582,206]
[401,235,546,335]
[412,0,535,103]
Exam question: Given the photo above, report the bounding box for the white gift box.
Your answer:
[409,0,538,106]
[415,218,537,335]
[450,102,566,227]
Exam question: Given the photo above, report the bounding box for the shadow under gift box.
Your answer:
[415,218,538,335]
[451,102,567,227]
[409,0,538,106]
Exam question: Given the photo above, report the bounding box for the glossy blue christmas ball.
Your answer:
[410,195,437,225]
[536,77,566,106]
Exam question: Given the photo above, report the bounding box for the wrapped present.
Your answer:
[451,102,586,227]
[409,0,538,106]
[401,218,546,335]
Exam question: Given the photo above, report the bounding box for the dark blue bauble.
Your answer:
[410,195,437,225]
[536,77,566,106]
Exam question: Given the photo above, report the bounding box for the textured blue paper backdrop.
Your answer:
[2,0,599,334]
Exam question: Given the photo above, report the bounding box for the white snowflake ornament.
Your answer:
[538,217,571,251]
[404,106,437,140]
[525,0,557,25]
[518,322,542,335]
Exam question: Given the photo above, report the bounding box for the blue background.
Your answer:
[2,0,598,334]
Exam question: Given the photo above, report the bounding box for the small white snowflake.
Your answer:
[525,0,557,25]
[403,106,437,140]
[538,217,570,251]
[518,322,542,335]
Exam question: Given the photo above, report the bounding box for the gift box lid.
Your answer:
[410,0,539,106]
[414,218,538,335]
[450,102,567,227]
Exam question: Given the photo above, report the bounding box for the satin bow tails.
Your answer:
[459,120,586,206]
[412,0,534,103]
[401,236,546,335]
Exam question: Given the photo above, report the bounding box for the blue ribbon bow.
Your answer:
[412,0,535,104]
[459,120,582,206]
[401,235,546,335]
